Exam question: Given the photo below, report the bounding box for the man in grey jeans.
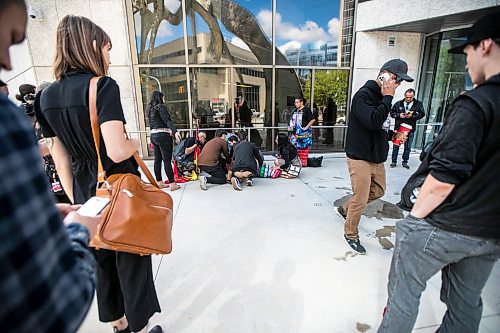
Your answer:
[378,11,500,333]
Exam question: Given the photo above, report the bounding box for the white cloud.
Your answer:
[157,20,173,38]
[279,20,329,43]
[257,9,339,45]
[256,9,273,36]
[231,37,251,51]
[278,41,302,54]
[328,18,340,41]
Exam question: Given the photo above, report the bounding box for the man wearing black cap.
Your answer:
[338,58,413,254]
[378,10,500,333]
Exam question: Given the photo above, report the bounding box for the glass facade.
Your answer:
[415,28,471,149]
[131,0,349,152]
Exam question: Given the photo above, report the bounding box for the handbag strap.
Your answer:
[88,77,159,188]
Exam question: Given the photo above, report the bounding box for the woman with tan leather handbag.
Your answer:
[36,15,162,333]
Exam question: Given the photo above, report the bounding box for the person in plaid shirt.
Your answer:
[0,1,97,332]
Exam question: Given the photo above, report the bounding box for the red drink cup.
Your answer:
[393,123,412,146]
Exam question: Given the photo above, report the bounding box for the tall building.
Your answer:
[338,0,355,67]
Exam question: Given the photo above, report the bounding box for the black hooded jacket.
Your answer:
[345,80,393,164]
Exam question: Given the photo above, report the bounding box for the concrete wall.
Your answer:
[356,0,500,32]
[351,0,500,104]
[351,31,422,103]
[1,0,139,131]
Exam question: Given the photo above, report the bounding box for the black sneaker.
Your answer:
[231,177,242,191]
[402,162,410,169]
[246,179,253,187]
[148,326,163,333]
[337,206,347,220]
[344,235,366,254]
[390,162,397,168]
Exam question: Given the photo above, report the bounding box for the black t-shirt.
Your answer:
[37,70,138,203]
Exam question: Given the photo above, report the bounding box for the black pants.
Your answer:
[151,132,175,183]
[92,249,161,332]
[199,165,227,184]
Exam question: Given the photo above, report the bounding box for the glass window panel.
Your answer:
[312,69,349,150]
[415,29,470,148]
[189,66,269,144]
[276,0,341,66]
[140,67,189,131]
[275,68,311,129]
[414,33,439,149]
[190,67,232,138]
[186,0,272,65]
[133,0,185,64]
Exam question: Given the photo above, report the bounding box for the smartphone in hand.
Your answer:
[77,197,110,217]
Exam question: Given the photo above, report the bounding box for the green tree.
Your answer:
[304,69,349,110]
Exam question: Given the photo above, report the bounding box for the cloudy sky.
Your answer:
[136,0,341,54]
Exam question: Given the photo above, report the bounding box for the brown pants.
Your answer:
[343,158,386,240]
[227,170,253,181]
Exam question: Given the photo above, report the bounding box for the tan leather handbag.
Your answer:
[88,77,173,255]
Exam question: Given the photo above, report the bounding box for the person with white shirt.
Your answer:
[389,89,425,169]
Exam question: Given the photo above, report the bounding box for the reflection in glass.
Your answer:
[276,0,341,66]
[133,0,185,64]
[275,68,309,130]
[190,67,232,131]
[414,34,439,149]
[140,67,189,129]
[309,69,349,149]
[415,29,469,148]
[189,67,268,144]
[186,0,272,65]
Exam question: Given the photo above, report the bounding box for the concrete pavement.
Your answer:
[79,153,499,333]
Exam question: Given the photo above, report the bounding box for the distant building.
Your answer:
[284,42,338,67]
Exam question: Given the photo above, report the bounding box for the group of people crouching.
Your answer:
[196,129,302,191]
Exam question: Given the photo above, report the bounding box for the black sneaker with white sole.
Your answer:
[231,177,242,191]
[344,235,366,254]
[246,179,253,187]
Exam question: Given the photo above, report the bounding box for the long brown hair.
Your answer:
[54,15,112,80]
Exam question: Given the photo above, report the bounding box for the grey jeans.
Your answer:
[378,215,500,333]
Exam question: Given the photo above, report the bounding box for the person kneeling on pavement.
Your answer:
[274,132,302,178]
[197,129,230,190]
[174,131,206,175]
[229,130,264,190]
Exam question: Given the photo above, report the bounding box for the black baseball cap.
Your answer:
[380,59,414,82]
[448,10,500,54]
